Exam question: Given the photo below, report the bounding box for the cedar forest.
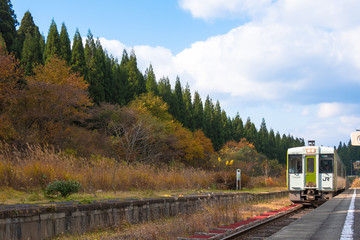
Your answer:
[0,0,356,192]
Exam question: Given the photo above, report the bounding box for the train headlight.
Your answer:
[306,148,316,153]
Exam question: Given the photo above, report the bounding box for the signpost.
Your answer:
[236,169,241,190]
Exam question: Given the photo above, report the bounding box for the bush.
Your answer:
[45,179,81,198]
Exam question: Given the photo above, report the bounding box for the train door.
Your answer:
[305,156,316,187]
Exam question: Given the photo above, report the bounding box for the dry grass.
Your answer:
[0,143,286,206]
[351,177,360,188]
[53,197,292,240]
[0,144,214,192]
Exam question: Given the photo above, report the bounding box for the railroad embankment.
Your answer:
[0,190,287,240]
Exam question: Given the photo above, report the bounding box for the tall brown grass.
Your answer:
[0,143,286,193]
[0,143,214,192]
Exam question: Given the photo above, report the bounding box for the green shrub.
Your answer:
[45,180,81,198]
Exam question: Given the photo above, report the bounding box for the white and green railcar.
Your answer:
[287,145,346,203]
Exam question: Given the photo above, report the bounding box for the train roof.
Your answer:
[288,146,335,154]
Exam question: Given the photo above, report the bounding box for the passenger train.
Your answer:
[287,141,346,203]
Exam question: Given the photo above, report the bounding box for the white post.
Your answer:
[236,169,241,190]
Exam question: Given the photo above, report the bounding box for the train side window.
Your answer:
[289,155,302,174]
[320,155,333,174]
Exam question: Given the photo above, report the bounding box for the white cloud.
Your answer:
[97,0,360,147]
[267,0,360,30]
[133,45,177,81]
[339,116,360,137]
[179,0,360,30]
[317,103,359,119]
[317,103,345,119]
[98,38,126,58]
[179,0,272,20]
[100,2,360,103]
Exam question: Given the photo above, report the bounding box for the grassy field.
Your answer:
[0,187,287,205]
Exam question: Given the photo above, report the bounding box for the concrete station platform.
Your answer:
[268,188,359,240]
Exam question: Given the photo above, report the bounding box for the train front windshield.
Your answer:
[320,154,333,174]
[289,154,302,174]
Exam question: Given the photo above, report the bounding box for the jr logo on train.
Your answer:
[287,140,346,204]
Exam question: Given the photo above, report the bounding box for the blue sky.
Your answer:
[13,0,360,147]
[14,0,244,54]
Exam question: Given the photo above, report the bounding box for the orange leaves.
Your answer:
[23,56,92,120]
[170,124,214,166]
[0,49,23,142]
[0,49,23,107]
[128,93,214,166]
[28,57,88,90]
[0,54,93,145]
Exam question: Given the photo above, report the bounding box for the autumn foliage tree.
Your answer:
[0,46,23,141]
[0,46,23,106]
[8,56,92,144]
[121,92,214,166]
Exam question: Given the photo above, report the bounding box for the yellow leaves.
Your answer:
[130,93,172,121]
[28,57,89,90]
[22,56,93,120]
[213,156,234,170]
[161,194,172,197]
[224,160,233,166]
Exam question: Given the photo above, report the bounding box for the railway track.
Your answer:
[179,204,317,240]
[223,205,315,240]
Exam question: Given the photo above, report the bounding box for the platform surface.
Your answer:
[267,188,359,240]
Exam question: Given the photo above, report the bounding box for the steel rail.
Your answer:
[220,204,304,240]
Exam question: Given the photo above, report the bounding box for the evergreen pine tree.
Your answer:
[257,118,269,155]
[275,131,282,163]
[268,129,276,159]
[279,134,289,164]
[84,32,105,104]
[44,19,60,62]
[145,64,158,94]
[59,22,71,64]
[126,49,145,101]
[172,76,186,124]
[39,33,45,59]
[103,51,113,102]
[21,33,40,75]
[120,49,129,67]
[111,60,126,105]
[71,29,86,75]
[18,11,42,75]
[244,119,257,146]
[232,113,244,142]
[0,0,18,52]
[158,76,175,114]
[221,110,232,143]
[17,11,39,54]
[183,83,193,130]
[203,96,214,140]
[0,32,6,49]
[212,101,224,150]
[193,91,204,130]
